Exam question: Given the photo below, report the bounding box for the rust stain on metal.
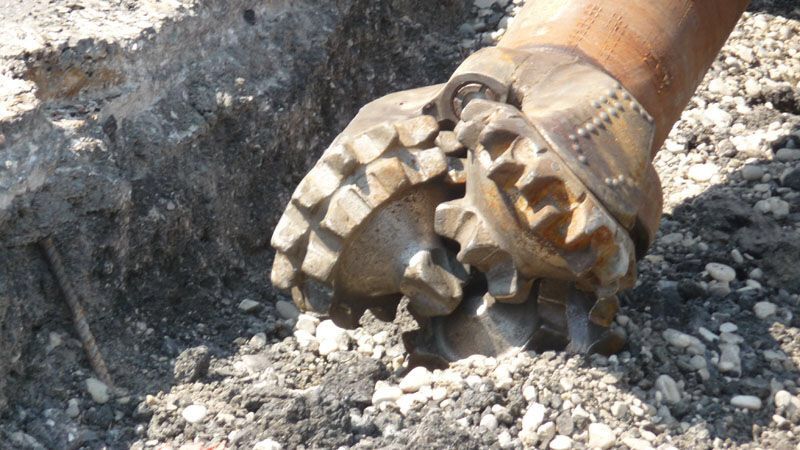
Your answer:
[40,237,115,390]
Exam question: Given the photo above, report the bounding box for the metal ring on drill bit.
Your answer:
[451,83,500,119]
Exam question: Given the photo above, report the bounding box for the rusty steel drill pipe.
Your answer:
[269,0,748,366]
[499,0,750,156]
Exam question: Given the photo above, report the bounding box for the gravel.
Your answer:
[2,1,800,449]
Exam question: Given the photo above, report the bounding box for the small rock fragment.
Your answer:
[705,263,736,283]
[66,398,80,418]
[173,345,211,383]
[315,320,349,355]
[238,299,262,313]
[688,163,719,182]
[549,435,572,450]
[741,165,765,181]
[275,300,299,320]
[480,413,499,430]
[181,404,208,423]
[731,395,762,410]
[655,374,681,404]
[400,366,432,393]
[253,439,283,450]
[522,402,547,432]
[754,301,777,319]
[587,422,615,449]
[372,382,403,406]
[622,437,655,450]
[86,378,110,404]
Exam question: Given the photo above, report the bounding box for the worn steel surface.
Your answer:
[269,0,748,364]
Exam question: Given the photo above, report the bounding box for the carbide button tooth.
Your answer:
[486,259,530,304]
[527,204,564,231]
[434,199,472,241]
[457,220,499,268]
[400,249,464,317]
[300,232,340,282]
[320,144,357,176]
[270,204,309,254]
[363,157,410,205]
[454,118,484,149]
[410,148,448,182]
[396,115,440,147]
[564,199,605,246]
[488,155,525,187]
[321,185,373,237]
[271,252,298,290]
[435,131,466,155]
[291,162,343,210]
[347,122,398,164]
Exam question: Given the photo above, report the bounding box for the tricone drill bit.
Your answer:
[270,0,750,366]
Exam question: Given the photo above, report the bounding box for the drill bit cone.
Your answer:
[270,86,469,329]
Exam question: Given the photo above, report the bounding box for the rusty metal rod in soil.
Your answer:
[40,237,115,390]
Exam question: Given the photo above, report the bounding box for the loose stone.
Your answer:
[275,300,299,320]
[706,262,736,283]
[754,301,777,319]
[238,299,262,313]
[181,404,208,423]
[400,366,432,393]
[372,382,403,407]
[655,374,681,404]
[549,435,572,450]
[86,378,110,404]
[521,402,547,432]
[731,395,762,410]
[587,422,616,450]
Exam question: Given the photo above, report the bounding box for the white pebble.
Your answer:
[400,366,432,393]
[719,322,738,333]
[253,439,283,450]
[498,430,513,448]
[754,301,777,319]
[372,382,403,406]
[662,328,693,348]
[295,314,319,334]
[622,437,655,450]
[775,390,793,409]
[480,413,498,430]
[85,378,110,404]
[549,435,572,450]
[587,422,616,450]
[754,197,790,218]
[521,402,546,432]
[706,262,736,283]
[523,385,538,402]
[731,395,762,410]
[315,320,349,355]
[688,163,719,182]
[181,404,208,423]
[655,374,681,404]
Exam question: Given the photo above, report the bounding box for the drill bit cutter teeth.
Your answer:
[453,99,637,296]
[270,107,469,328]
